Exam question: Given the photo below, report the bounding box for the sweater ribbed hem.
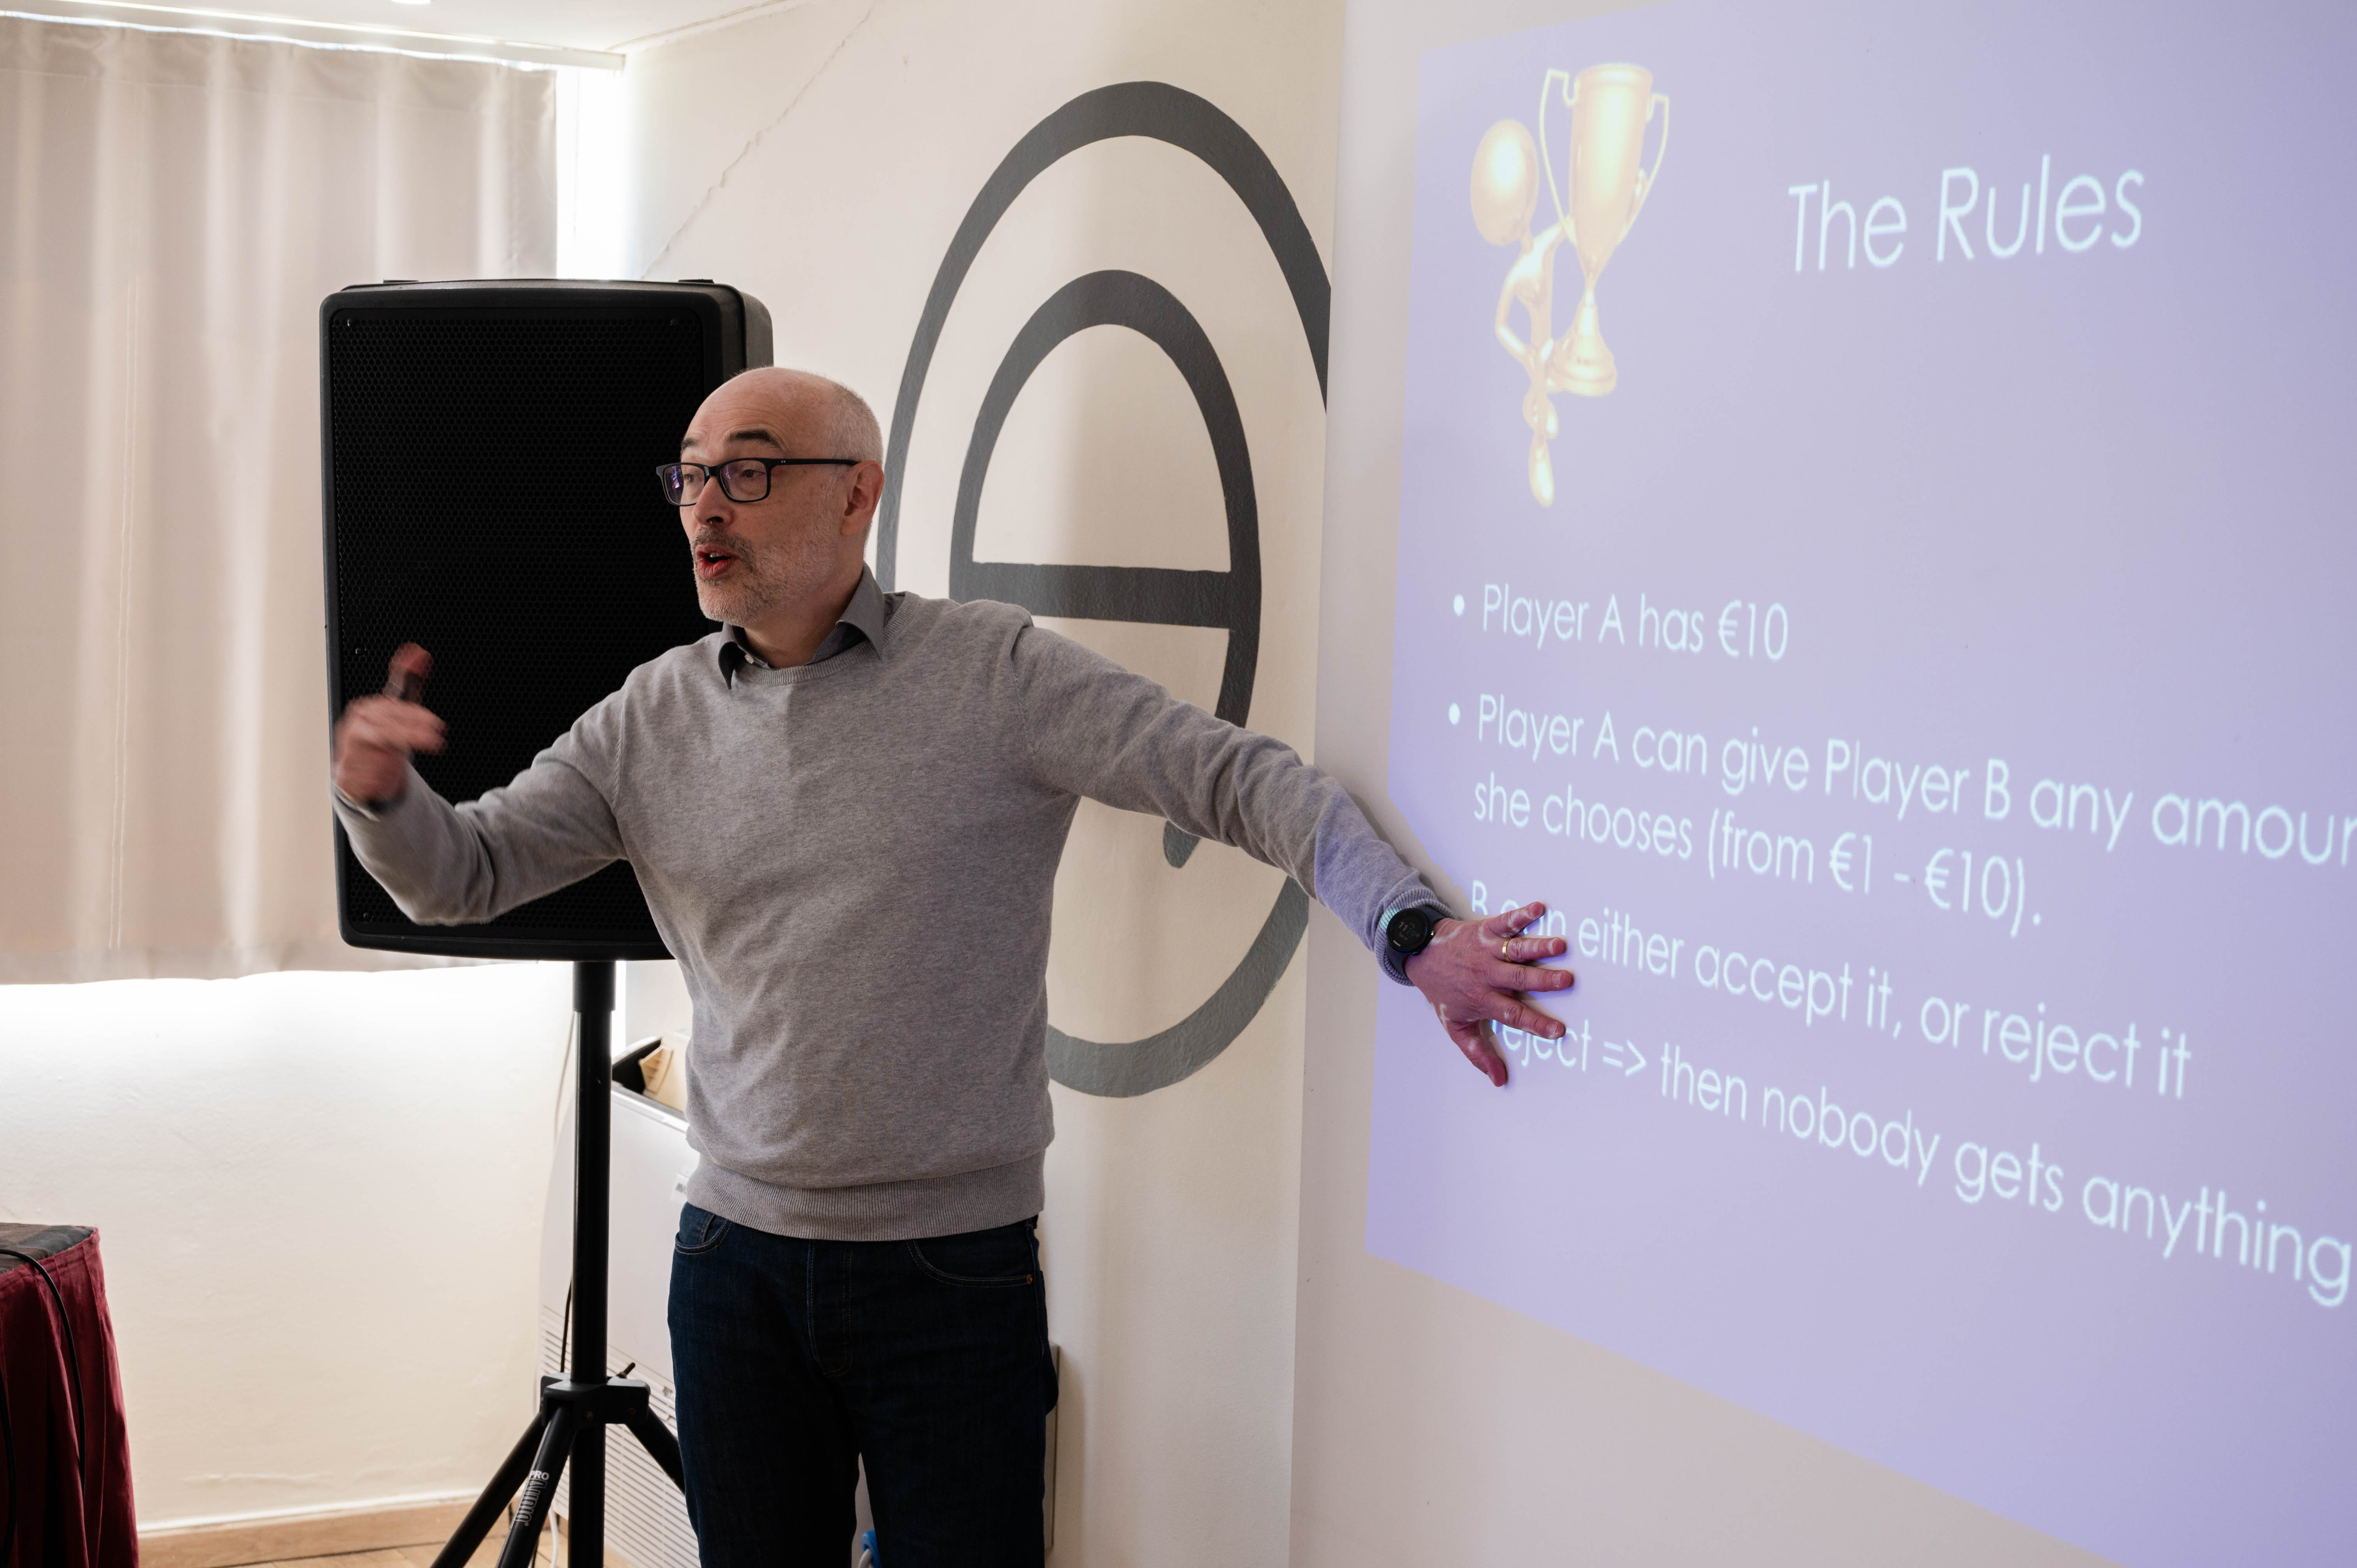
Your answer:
[685,1152,1047,1243]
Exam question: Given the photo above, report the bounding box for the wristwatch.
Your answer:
[1380,904,1449,984]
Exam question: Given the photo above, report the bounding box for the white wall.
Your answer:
[0,963,573,1528]
[613,2,1341,1559]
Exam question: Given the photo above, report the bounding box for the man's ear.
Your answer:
[839,461,885,536]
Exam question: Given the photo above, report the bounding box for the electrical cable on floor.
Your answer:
[0,1251,83,1492]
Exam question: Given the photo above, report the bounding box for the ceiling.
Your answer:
[48,0,793,56]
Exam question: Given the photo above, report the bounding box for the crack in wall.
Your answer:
[638,0,880,281]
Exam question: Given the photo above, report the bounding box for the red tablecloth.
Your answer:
[1,1225,136,1568]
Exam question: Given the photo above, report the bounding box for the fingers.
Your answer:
[332,696,445,805]
[1512,961,1576,991]
[1495,943,1574,994]
[1491,996,1566,1039]
[1441,1011,1509,1088]
[1410,899,1578,1085]
[1477,902,1545,940]
[1470,991,1563,1039]
[1488,924,1573,998]
[342,695,446,754]
[1439,983,1565,1041]
[337,654,440,805]
[1496,931,1571,966]
[383,643,433,703]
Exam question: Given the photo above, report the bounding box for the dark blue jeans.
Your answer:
[667,1204,1054,1568]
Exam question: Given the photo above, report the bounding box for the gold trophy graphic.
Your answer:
[1471,63,1668,505]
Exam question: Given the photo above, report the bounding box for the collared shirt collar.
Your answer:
[716,566,887,681]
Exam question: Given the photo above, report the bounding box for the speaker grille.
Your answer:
[327,304,728,954]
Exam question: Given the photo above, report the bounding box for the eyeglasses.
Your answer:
[655,457,860,505]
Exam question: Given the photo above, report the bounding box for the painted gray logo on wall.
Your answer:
[876,81,1329,1098]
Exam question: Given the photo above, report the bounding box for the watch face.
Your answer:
[1389,908,1434,954]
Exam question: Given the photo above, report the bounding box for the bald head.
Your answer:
[688,366,881,465]
[675,366,888,663]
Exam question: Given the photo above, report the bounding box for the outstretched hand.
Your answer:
[1405,902,1574,1087]
[332,643,444,807]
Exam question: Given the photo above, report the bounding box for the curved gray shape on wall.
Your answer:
[878,81,1330,1098]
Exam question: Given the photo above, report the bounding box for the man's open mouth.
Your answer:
[694,547,737,577]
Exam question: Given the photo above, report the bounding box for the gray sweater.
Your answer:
[335,575,1433,1240]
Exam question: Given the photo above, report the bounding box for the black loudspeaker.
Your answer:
[322,280,771,959]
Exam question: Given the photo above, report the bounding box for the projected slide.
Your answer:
[1367,2,2353,1563]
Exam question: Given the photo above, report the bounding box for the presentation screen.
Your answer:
[1365,2,2352,1563]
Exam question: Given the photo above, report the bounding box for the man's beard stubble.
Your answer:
[691,528,792,627]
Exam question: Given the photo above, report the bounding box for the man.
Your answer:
[332,367,1572,1566]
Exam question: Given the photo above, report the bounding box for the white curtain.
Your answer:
[0,16,556,981]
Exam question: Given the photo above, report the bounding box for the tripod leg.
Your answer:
[431,1412,551,1568]
[496,1405,580,1568]
[572,1418,604,1568]
[620,1405,684,1489]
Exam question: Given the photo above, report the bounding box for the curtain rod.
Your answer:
[2,0,627,69]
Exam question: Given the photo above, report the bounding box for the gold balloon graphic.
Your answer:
[1470,118,1540,245]
[1471,63,1668,506]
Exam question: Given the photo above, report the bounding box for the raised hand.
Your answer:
[331,643,445,807]
[1406,901,1574,1087]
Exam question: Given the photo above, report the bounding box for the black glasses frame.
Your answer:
[656,457,861,505]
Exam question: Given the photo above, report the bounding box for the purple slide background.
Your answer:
[1371,2,2356,1564]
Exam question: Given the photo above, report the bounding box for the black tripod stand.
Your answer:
[433,961,686,1568]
